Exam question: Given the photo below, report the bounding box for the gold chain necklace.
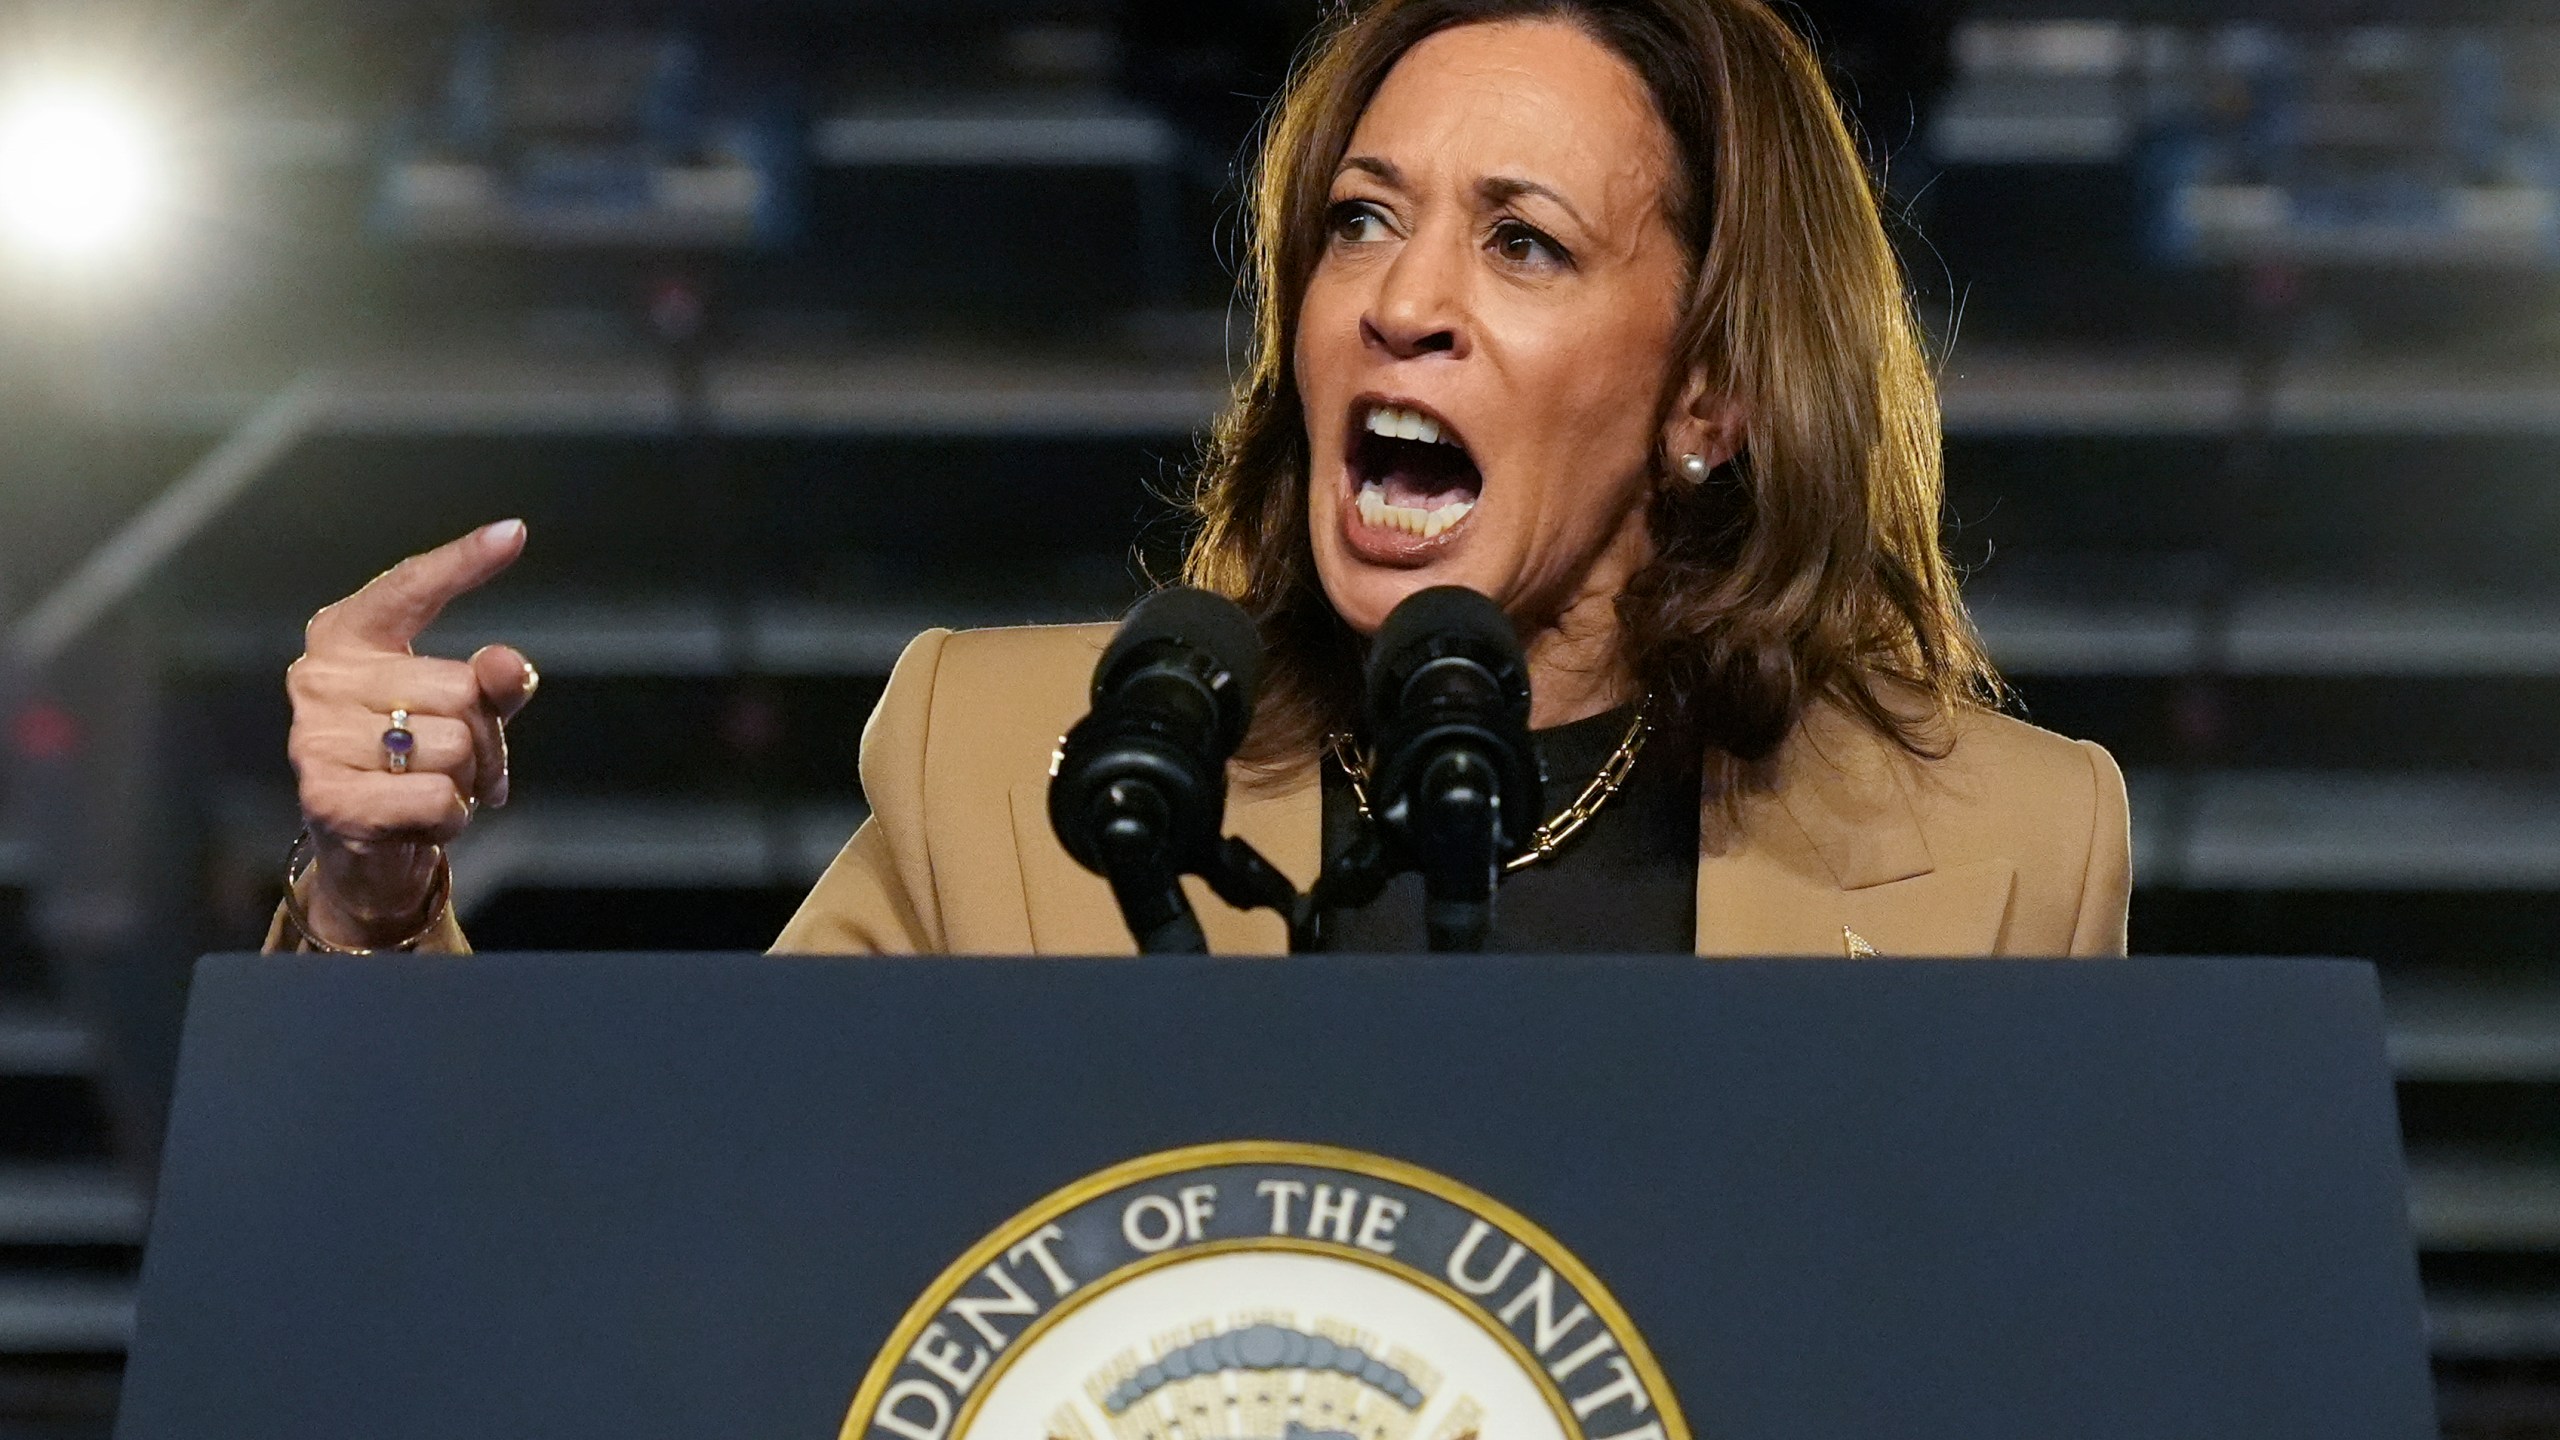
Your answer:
[1326,701,1652,874]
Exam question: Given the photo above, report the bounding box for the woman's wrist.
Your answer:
[283,831,452,953]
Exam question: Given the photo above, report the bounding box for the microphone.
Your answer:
[1361,586,1540,951]
[1049,587,1286,952]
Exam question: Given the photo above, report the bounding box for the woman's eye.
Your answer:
[1328,201,1390,244]
[1492,221,1569,270]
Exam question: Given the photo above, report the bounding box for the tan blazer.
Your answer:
[773,623,2131,957]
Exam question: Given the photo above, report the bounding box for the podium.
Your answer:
[117,955,2434,1440]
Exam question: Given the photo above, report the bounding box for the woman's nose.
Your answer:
[1362,233,1470,360]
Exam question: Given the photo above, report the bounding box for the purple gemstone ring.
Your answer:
[383,708,416,774]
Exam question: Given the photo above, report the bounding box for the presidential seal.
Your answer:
[839,1143,1689,1440]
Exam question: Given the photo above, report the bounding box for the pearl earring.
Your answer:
[1676,452,1712,485]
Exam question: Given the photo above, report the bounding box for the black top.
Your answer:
[1314,705,1701,952]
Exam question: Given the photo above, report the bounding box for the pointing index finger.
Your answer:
[307,520,527,655]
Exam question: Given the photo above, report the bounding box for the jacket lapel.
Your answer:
[1695,707,2015,957]
[1009,783,1132,954]
[1839,861,2016,956]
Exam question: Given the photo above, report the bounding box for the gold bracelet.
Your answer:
[279,828,453,955]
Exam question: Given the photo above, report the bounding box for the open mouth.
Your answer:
[1348,400,1482,542]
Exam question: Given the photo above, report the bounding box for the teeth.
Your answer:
[1356,480,1474,539]
[1362,404,1452,448]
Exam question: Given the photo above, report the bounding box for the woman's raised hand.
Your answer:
[284,520,539,948]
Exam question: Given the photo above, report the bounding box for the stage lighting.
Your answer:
[0,78,166,263]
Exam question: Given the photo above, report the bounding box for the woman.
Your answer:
[273,0,2130,958]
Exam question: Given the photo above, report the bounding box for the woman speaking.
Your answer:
[272,0,2130,957]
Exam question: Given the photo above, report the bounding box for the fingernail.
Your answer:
[480,518,525,548]
[521,660,540,700]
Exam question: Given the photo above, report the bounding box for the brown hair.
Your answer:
[1182,0,1998,801]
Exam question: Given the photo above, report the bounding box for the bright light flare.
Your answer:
[0,77,168,263]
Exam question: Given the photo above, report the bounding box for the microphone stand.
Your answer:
[1086,779,1210,953]
[1291,829,1386,953]
[1095,753,1506,956]
[1083,778,1308,953]
[1410,750,1501,951]
[1305,722,1526,954]
[1290,781,1500,953]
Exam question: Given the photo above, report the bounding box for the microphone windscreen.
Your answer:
[1101,586,1265,709]
[1367,586,1523,716]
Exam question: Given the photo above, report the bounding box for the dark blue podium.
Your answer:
[116,955,2435,1440]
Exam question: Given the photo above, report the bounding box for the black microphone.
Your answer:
[1048,587,1271,952]
[1362,586,1540,951]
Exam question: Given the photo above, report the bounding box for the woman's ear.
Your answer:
[1664,369,1748,476]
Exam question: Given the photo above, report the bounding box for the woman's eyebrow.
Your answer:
[1336,158,1589,231]
[1338,154,1404,187]
[1480,176,1588,230]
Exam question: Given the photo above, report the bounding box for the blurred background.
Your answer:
[0,0,2555,1433]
